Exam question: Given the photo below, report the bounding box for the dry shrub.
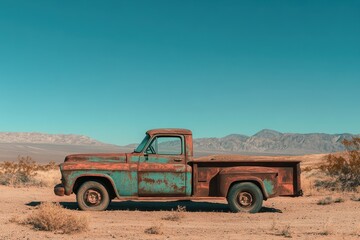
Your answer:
[33,169,62,187]
[334,197,344,203]
[270,218,277,231]
[351,224,360,237]
[319,221,333,236]
[317,197,333,205]
[144,224,163,235]
[0,156,58,186]
[278,225,292,238]
[161,205,186,221]
[350,195,360,201]
[21,202,88,234]
[317,138,360,191]
[316,196,344,205]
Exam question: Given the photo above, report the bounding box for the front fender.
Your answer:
[62,171,119,197]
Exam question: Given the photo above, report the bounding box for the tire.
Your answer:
[227,182,263,213]
[76,181,110,211]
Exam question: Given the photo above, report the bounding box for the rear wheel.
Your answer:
[227,182,263,213]
[76,181,110,211]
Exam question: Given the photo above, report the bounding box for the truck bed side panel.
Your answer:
[192,161,301,198]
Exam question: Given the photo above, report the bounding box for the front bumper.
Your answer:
[54,183,65,196]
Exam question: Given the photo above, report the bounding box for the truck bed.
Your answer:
[189,155,302,199]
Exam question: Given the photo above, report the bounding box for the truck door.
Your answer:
[138,135,187,196]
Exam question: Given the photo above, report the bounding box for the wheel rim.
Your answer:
[84,189,102,206]
[237,191,254,208]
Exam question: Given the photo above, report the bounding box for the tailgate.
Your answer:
[278,161,302,196]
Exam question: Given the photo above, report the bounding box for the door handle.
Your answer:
[173,159,182,162]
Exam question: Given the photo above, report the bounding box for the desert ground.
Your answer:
[0,154,359,240]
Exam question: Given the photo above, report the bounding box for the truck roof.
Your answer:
[146,128,192,135]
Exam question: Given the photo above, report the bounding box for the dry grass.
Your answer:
[144,224,163,235]
[318,219,333,236]
[317,197,333,205]
[270,218,277,231]
[351,224,360,237]
[350,195,360,201]
[161,205,186,221]
[278,225,292,238]
[0,156,58,187]
[317,196,345,205]
[334,197,344,203]
[19,202,88,234]
[33,169,61,187]
[269,219,292,238]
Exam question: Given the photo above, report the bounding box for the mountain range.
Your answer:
[0,132,108,145]
[0,130,358,163]
[193,129,359,155]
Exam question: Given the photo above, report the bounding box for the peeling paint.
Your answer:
[263,179,275,195]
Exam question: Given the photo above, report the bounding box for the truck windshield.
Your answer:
[134,134,150,153]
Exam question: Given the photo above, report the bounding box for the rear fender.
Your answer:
[218,167,279,199]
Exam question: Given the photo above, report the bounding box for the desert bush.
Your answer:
[350,195,360,201]
[317,197,333,205]
[144,224,163,235]
[0,156,58,186]
[351,224,360,237]
[21,202,88,234]
[334,197,344,203]
[317,196,344,205]
[317,138,360,191]
[278,225,292,238]
[319,222,333,236]
[161,205,186,221]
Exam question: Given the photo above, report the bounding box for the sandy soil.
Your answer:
[0,153,359,240]
[0,184,359,240]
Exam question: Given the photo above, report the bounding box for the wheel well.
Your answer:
[73,176,117,199]
[227,181,267,200]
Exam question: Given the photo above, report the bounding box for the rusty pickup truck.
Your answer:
[54,129,302,213]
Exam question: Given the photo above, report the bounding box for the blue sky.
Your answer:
[0,1,359,145]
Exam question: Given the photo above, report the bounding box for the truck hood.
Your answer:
[64,153,128,162]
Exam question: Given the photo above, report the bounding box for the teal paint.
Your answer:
[88,157,126,163]
[147,157,169,163]
[110,171,138,196]
[185,171,192,196]
[263,179,275,195]
[64,170,96,192]
[130,156,139,163]
[64,169,138,197]
[139,172,186,194]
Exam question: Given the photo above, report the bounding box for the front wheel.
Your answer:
[76,181,110,211]
[227,182,263,213]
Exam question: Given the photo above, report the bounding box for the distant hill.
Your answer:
[0,132,108,145]
[194,129,359,154]
[0,130,359,163]
[0,132,131,163]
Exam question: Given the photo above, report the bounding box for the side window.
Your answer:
[146,136,182,155]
